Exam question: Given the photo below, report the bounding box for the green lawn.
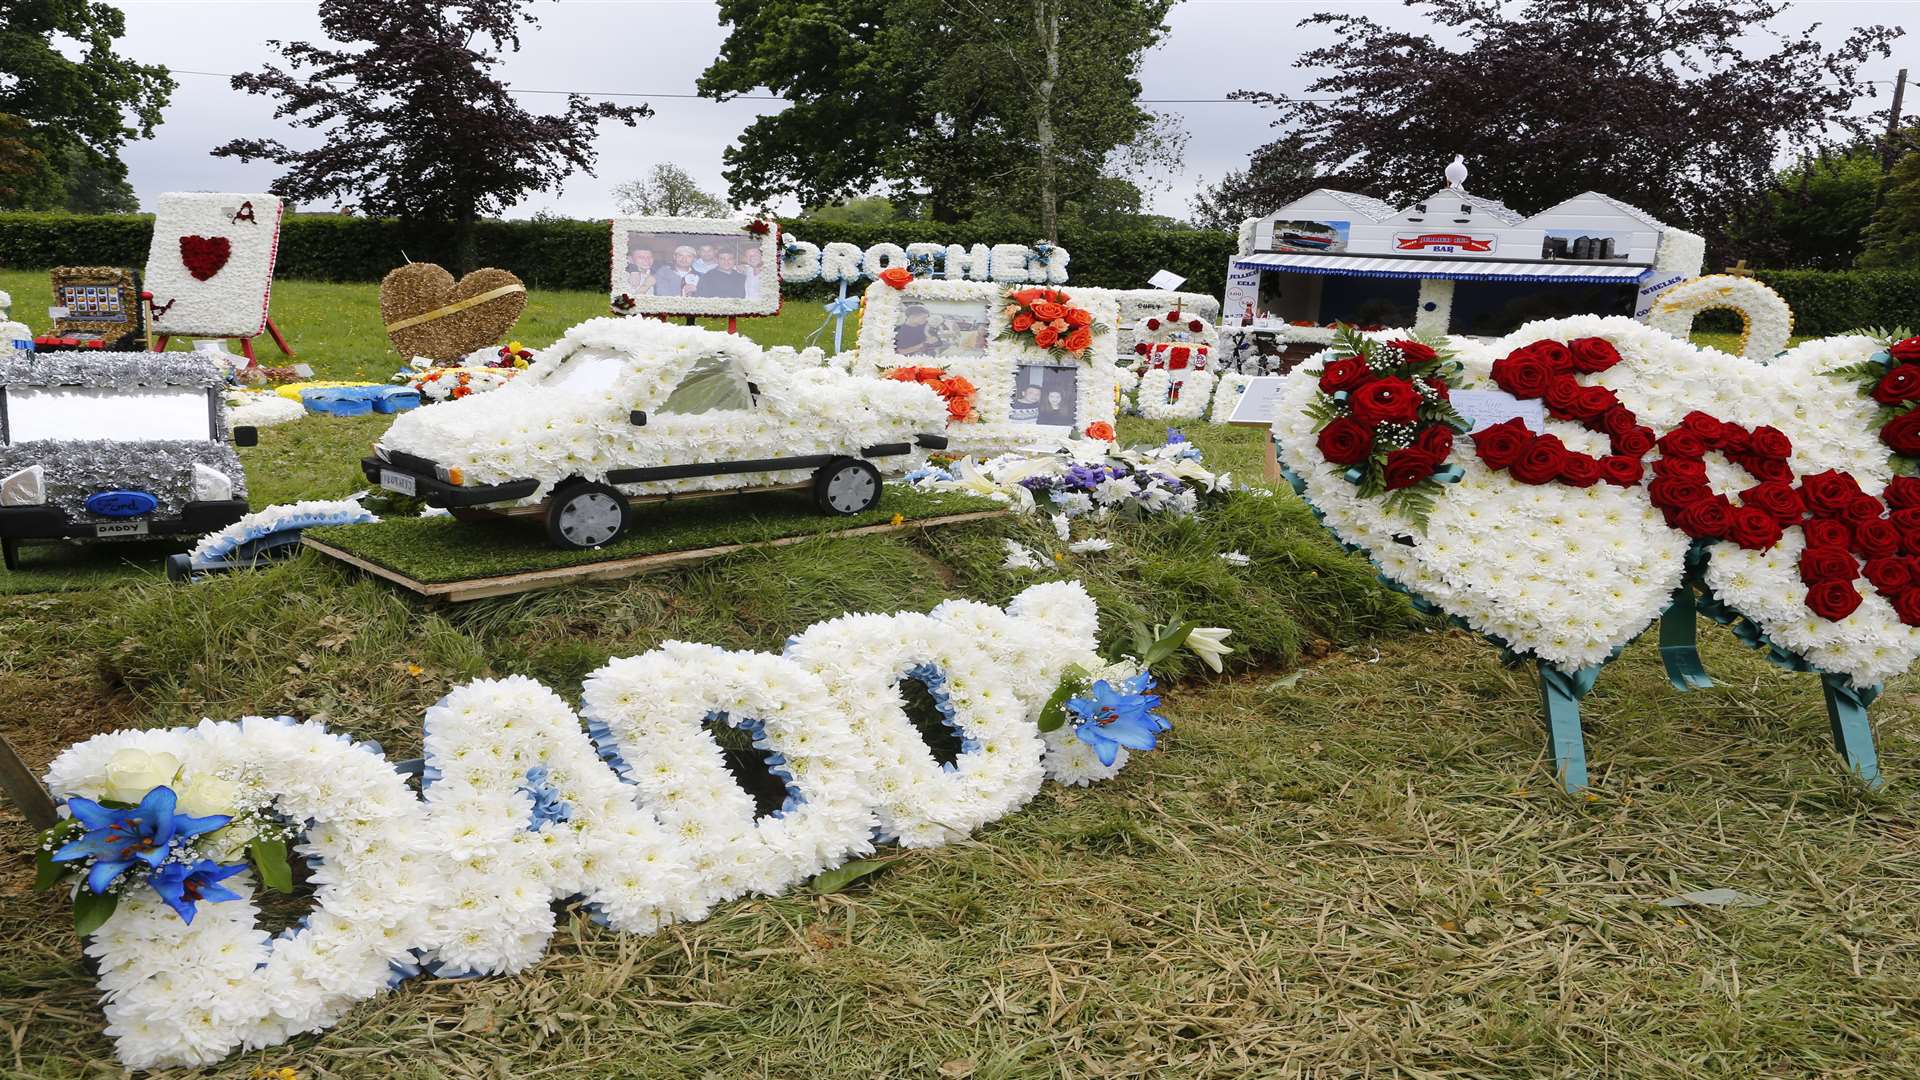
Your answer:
[0,275,1914,1078]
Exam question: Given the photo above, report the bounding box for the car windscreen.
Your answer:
[4,386,214,445]
[544,349,629,397]
[658,352,754,415]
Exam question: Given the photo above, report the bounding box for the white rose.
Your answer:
[101,749,181,804]
[176,774,239,818]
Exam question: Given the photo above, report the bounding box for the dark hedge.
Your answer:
[3,212,1912,334]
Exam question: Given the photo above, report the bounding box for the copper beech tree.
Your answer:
[213,0,649,269]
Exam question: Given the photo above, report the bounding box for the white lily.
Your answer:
[1185,626,1234,673]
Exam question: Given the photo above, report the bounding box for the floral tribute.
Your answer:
[1276,316,1920,686]
[1304,330,1469,527]
[1000,287,1107,359]
[36,584,1181,1068]
[906,429,1224,523]
[885,365,979,423]
[1821,329,1920,468]
[1474,336,1654,489]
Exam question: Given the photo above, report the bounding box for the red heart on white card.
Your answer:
[180,235,231,281]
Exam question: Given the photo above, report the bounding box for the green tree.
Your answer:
[1736,146,1881,269]
[0,0,172,212]
[1860,133,1920,270]
[699,0,1178,234]
[214,0,648,270]
[611,162,731,217]
[801,196,904,225]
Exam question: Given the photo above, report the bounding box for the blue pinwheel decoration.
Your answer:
[51,787,231,895]
[1066,672,1170,766]
[147,859,249,923]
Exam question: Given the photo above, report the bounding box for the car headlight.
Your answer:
[434,464,465,486]
[192,463,233,502]
[1,464,44,506]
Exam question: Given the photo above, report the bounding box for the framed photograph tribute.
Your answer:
[855,278,1119,449]
[609,216,782,318]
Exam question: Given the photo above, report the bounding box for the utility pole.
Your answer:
[1877,67,1908,211]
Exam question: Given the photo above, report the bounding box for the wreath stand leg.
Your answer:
[151,318,293,367]
[1659,586,1713,691]
[1821,675,1884,791]
[1538,662,1601,793]
[0,731,56,830]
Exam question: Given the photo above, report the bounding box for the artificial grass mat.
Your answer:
[304,485,1007,584]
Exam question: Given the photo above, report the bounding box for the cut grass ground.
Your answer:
[0,274,1912,1077]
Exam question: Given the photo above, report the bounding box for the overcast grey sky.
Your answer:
[108,0,1911,220]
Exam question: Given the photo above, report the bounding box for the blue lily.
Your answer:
[147,859,249,923]
[52,787,232,894]
[1066,672,1170,766]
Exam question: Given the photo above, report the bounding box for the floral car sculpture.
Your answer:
[364,317,950,548]
[0,351,254,570]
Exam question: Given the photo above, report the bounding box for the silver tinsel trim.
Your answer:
[0,349,226,390]
[0,440,247,520]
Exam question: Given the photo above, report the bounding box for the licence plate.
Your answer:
[95,520,148,538]
[380,469,417,496]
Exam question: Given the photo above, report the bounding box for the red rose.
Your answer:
[1530,340,1573,374]
[1748,425,1792,460]
[1891,336,1920,362]
[1029,300,1066,321]
[1316,417,1373,465]
[1843,494,1886,524]
[1600,455,1644,487]
[1801,470,1863,515]
[1614,426,1656,457]
[1414,425,1454,460]
[1863,557,1913,595]
[1891,507,1920,549]
[1559,453,1603,487]
[1012,312,1035,332]
[1853,518,1901,558]
[1885,476,1920,509]
[1349,377,1420,427]
[878,266,913,289]
[1428,377,1451,400]
[1065,307,1093,327]
[1567,337,1622,374]
[1679,411,1726,445]
[1188,319,1204,333]
[1746,457,1795,484]
[1389,339,1438,365]
[1882,410,1920,456]
[1472,418,1532,470]
[1677,496,1734,540]
[1798,545,1859,584]
[1738,481,1804,524]
[1874,364,1920,405]
[1490,352,1553,398]
[1728,507,1784,550]
[1653,457,1708,482]
[1543,375,1583,418]
[1383,448,1438,490]
[1648,478,1708,510]
[1806,579,1864,621]
[1573,385,1617,420]
[1894,587,1920,626]
[1657,429,1706,458]
[1803,518,1852,550]
[1511,434,1569,485]
[1134,342,1150,356]
[1033,325,1060,348]
[1062,327,1093,354]
[1144,317,1160,331]
[1318,357,1372,394]
[1601,406,1639,437]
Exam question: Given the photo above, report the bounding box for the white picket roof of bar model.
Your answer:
[1233,251,1650,283]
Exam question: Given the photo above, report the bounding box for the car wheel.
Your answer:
[545,482,630,549]
[812,457,881,516]
[1,538,17,572]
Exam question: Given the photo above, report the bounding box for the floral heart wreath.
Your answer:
[1281,319,1920,790]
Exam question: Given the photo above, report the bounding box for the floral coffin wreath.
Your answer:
[35,583,1179,1068]
[1276,316,1918,686]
